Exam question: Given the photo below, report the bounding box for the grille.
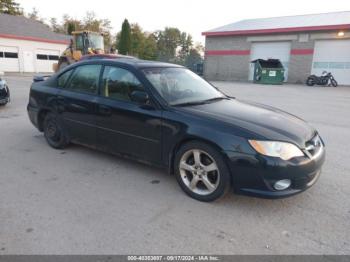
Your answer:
[304,134,323,158]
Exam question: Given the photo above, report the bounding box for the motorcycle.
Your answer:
[306,71,338,87]
[0,73,10,106]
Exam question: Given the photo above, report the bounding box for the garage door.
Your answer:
[0,45,20,72]
[249,42,291,81]
[35,49,60,73]
[312,40,350,85]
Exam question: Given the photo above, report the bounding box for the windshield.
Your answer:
[143,68,225,106]
[88,34,104,50]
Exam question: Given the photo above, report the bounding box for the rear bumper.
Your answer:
[225,145,326,199]
[0,97,9,105]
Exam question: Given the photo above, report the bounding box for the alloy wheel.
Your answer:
[179,149,220,195]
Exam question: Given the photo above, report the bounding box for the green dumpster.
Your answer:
[251,59,285,84]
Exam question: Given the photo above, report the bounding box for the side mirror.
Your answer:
[130,90,150,105]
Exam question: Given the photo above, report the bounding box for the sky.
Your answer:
[17,0,350,44]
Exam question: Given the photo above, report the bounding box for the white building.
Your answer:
[0,13,70,73]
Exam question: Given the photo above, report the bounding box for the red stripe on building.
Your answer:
[0,33,70,45]
[202,24,350,36]
[205,50,250,56]
[291,49,314,55]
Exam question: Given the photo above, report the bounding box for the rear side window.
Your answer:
[65,65,102,94]
[58,70,73,88]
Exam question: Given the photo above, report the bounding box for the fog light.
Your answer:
[274,179,291,191]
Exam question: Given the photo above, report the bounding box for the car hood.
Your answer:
[177,98,315,147]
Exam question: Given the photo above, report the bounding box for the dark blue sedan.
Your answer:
[27,58,325,202]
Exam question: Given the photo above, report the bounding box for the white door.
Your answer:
[0,45,20,72]
[312,40,350,85]
[249,42,291,81]
[23,51,35,72]
[35,49,60,73]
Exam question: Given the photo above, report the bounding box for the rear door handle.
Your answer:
[98,105,112,116]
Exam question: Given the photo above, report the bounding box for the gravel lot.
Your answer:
[0,75,349,255]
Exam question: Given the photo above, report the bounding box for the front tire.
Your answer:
[174,141,231,202]
[43,112,69,149]
[331,79,338,87]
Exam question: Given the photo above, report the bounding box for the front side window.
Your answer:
[65,65,101,94]
[143,68,225,106]
[101,66,144,102]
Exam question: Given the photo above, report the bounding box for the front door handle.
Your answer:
[98,105,112,116]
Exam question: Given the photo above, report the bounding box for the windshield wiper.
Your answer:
[172,96,229,107]
[202,96,229,103]
[172,100,209,107]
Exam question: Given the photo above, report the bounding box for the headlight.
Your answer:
[248,140,304,160]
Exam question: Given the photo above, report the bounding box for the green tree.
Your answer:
[0,0,22,15]
[27,7,39,20]
[185,48,203,69]
[177,32,193,65]
[61,14,82,35]
[155,27,181,62]
[142,34,157,60]
[130,23,145,57]
[26,7,46,24]
[49,17,64,33]
[118,19,131,55]
[67,22,76,35]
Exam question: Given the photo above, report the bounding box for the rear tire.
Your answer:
[306,77,315,86]
[174,141,231,202]
[43,112,69,149]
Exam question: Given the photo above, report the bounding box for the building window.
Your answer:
[48,55,59,61]
[0,52,3,58]
[4,52,18,59]
[37,54,48,60]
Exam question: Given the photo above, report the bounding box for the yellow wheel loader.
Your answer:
[53,31,105,72]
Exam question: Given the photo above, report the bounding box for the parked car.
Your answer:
[0,74,10,106]
[27,59,326,202]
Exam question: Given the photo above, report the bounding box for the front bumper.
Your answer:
[225,143,326,199]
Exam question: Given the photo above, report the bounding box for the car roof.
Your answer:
[75,58,184,70]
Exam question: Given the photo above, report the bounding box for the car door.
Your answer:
[96,65,162,165]
[57,64,102,145]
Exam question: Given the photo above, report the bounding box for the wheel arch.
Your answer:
[168,136,231,176]
[37,108,53,132]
